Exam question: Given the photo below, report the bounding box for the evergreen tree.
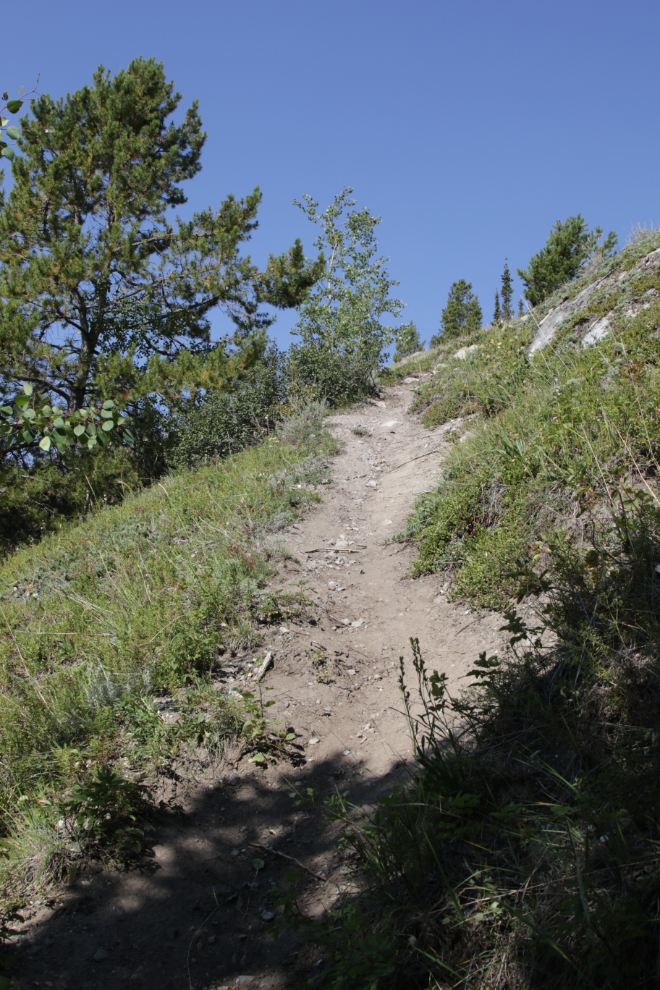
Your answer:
[518,298,524,316]
[393,321,424,362]
[493,291,502,325]
[434,280,482,341]
[517,215,617,306]
[0,59,323,429]
[501,259,514,321]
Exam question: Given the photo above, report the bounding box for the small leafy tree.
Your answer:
[393,321,424,363]
[501,259,514,321]
[292,188,404,369]
[0,59,322,460]
[433,280,482,341]
[493,291,502,325]
[517,215,617,306]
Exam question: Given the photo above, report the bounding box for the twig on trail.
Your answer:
[389,446,447,472]
[248,842,327,882]
[187,888,221,990]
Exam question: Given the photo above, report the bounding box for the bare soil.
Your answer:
[10,380,506,990]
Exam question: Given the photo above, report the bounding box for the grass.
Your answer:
[396,232,660,607]
[0,401,338,895]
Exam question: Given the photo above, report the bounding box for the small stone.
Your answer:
[366,480,377,489]
[403,377,419,384]
[261,910,275,921]
[93,947,109,962]
[207,935,217,944]
[228,771,240,786]
[327,581,337,590]
[308,738,320,745]
[166,927,178,940]
[284,700,290,708]
[347,669,356,676]
[351,619,363,628]
[236,977,255,986]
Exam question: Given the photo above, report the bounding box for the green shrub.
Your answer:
[286,343,377,407]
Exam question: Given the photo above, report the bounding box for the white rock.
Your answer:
[403,376,419,384]
[351,619,364,627]
[93,948,109,962]
[452,344,480,360]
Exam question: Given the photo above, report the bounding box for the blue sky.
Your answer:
[4,0,658,351]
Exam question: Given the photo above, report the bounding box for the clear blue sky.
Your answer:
[4,0,658,350]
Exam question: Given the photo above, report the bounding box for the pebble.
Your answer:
[228,771,240,785]
[351,619,363,627]
[347,669,356,676]
[93,947,109,962]
[261,910,275,921]
[207,935,217,944]
[308,738,320,745]
[236,977,255,986]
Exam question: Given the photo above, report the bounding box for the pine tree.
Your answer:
[518,298,524,316]
[501,259,514,321]
[517,215,617,306]
[393,321,424,362]
[432,280,482,342]
[0,59,323,422]
[493,291,502,325]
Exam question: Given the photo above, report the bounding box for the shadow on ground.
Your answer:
[10,751,408,990]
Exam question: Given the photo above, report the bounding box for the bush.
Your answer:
[168,354,285,469]
[286,343,377,407]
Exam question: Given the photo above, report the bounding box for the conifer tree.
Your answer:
[433,280,482,341]
[493,291,502,325]
[518,298,524,316]
[0,59,323,424]
[501,259,514,321]
[517,215,617,306]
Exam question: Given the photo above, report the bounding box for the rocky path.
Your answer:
[11,382,505,990]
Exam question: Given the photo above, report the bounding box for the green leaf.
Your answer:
[0,118,7,127]
[40,405,52,416]
[39,436,51,451]
[22,428,34,443]
[6,100,23,113]
[52,417,65,428]
[1,147,15,160]
[101,419,114,432]
[86,435,98,448]
[252,858,265,872]
[73,424,86,437]
[22,408,36,420]
[0,405,13,415]
[249,752,266,764]
[100,409,114,419]
[102,399,115,410]
[6,125,20,140]
[22,382,33,396]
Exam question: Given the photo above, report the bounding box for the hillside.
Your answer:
[1,231,660,990]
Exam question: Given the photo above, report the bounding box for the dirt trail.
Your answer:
[12,381,505,990]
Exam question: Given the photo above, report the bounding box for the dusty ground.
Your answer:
[10,380,506,990]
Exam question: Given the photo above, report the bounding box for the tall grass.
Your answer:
[0,404,337,891]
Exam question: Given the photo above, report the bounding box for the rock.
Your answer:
[308,738,320,745]
[347,669,356,676]
[366,480,377,489]
[453,344,480,361]
[403,376,419,384]
[166,927,179,940]
[93,947,109,962]
[351,619,363,627]
[236,977,255,986]
[261,910,275,921]
[284,700,290,708]
[327,581,337,590]
[228,771,240,786]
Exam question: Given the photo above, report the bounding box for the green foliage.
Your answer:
[168,351,285,468]
[393,321,424,363]
[0,404,336,888]
[0,58,322,454]
[492,289,501,324]
[517,215,618,306]
[432,279,482,341]
[286,343,376,408]
[292,188,404,369]
[59,764,150,860]
[500,258,514,320]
